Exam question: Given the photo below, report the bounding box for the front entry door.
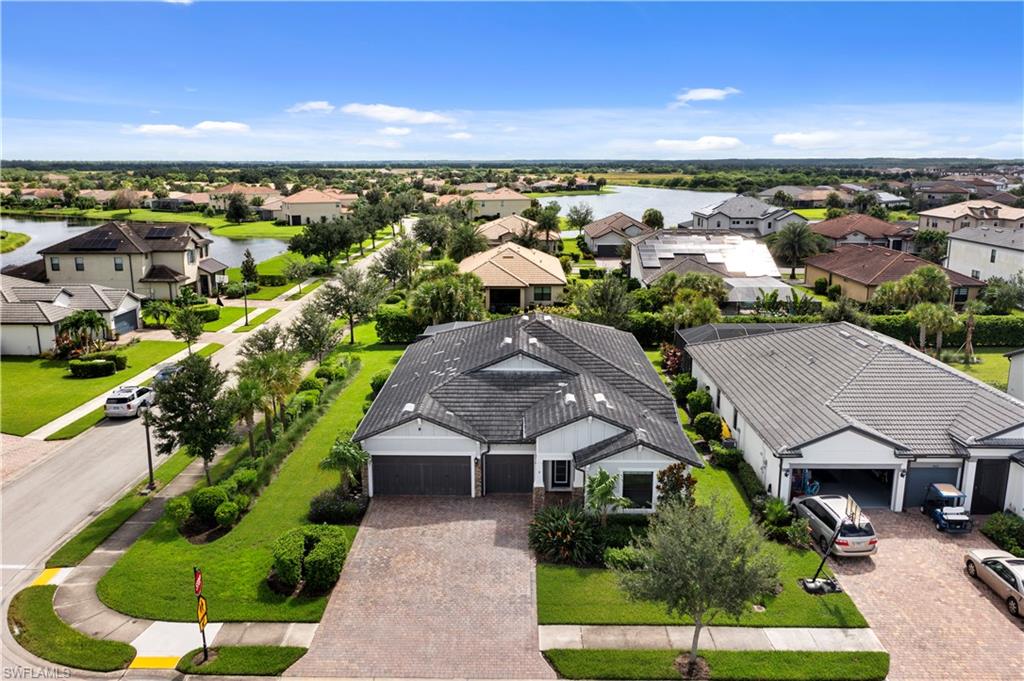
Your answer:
[972,459,1009,514]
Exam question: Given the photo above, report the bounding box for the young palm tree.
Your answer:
[585,468,630,527]
[661,302,689,333]
[237,354,277,441]
[959,299,987,363]
[267,351,302,421]
[61,309,108,352]
[143,299,176,327]
[765,222,825,280]
[899,266,950,306]
[908,302,940,350]
[930,305,962,358]
[231,377,269,457]
[320,435,369,493]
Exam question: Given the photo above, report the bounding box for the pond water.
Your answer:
[0,216,288,270]
[541,185,736,226]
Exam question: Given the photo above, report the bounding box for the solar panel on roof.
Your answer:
[146,227,174,239]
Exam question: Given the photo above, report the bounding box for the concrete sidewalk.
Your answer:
[538,625,885,652]
[25,342,211,441]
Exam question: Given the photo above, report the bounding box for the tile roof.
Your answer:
[918,200,1024,221]
[583,212,653,239]
[631,229,782,285]
[353,313,698,466]
[198,257,229,273]
[139,264,188,283]
[209,183,280,197]
[947,225,1024,252]
[468,188,530,202]
[685,322,1024,459]
[0,274,138,325]
[811,213,915,240]
[803,244,984,287]
[459,243,567,288]
[282,187,358,205]
[676,322,820,346]
[693,196,801,221]
[39,221,208,255]
[476,215,554,242]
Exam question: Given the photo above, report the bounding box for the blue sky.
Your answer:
[3,2,1022,160]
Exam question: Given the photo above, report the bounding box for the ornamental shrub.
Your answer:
[166,496,192,529]
[374,304,421,344]
[80,351,128,370]
[659,343,683,377]
[298,376,325,393]
[233,493,251,511]
[308,487,367,524]
[760,497,794,541]
[736,460,767,508]
[230,468,259,494]
[271,528,305,589]
[656,462,697,505]
[603,546,644,570]
[270,525,350,592]
[670,374,697,407]
[527,503,600,566]
[981,512,1024,557]
[190,303,221,323]
[315,365,335,383]
[685,389,713,417]
[693,412,723,442]
[214,501,240,528]
[826,284,842,301]
[597,515,649,549]
[370,370,391,398]
[68,359,116,378]
[258,273,288,287]
[191,486,229,525]
[709,442,743,471]
[813,277,829,295]
[626,311,672,347]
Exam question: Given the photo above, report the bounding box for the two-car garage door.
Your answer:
[372,456,471,496]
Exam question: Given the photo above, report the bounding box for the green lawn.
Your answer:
[203,306,247,331]
[545,650,890,681]
[1,229,31,253]
[226,252,309,300]
[7,586,136,671]
[945,346,1013,391]
[537,443,866,628]
[793,208,917,222]
[210,223,301,240]
[287,279,324,301]
[177,646,306,675]
[561,237,595,266]
[97,324,405,621]
[234,308,280,333]
[44,342,223,441]
[0,340,186,436]
[4,207,296,239]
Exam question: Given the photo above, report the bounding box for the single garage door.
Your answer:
[595,244,621,257]
[903,466,959,510]
[114,310,138,334]
[372,455,471,496]
[485,455,533,494]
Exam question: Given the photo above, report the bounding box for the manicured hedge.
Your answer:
[870,314,1024,347]
[80,351,128,370]
[627,311,672,347]
[270,525,349,592]
[190,303,221,323]
[980,512,1024,556]
[69,358,116,378]
[374,303,421,344]
[258,273,288,287]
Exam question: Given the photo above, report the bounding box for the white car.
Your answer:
[104,386,155,418]
[965,549,1024,618]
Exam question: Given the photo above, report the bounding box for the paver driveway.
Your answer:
[288,495,556,679]
[830,510,1024,681]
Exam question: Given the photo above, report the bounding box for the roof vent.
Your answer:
[636,427,649,439]
[839,330,851,338]
[564,393,577,405]
[501,336,512,346]
[543,314,553,322]
[402,402,416,413]
[854,339,869,348]
[528,337,538,345]
[521,314,530,321]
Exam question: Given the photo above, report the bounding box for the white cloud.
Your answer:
[355,137,402,149]
[771,130,843,149]
[164,0,194,4]
[378,126,411,136]
[654,136,742,152]
[183,87,198,93]
[192,120,250,133]
[671,87,741,107]
[126,120,250,136]
[287,100,335,114]
[341,103,454,125]
[447,132,473,140]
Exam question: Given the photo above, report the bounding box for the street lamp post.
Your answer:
[242,279,250,326]
[140,406,155,492]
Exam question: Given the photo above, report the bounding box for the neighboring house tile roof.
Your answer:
[209,183,280,197]
[676,322,820,346]
[353,313,699,466]
[915,182,973,195]
[459,243,567,288]
[198,258,229,273]
[756,185,811,199]
[39,221,209,255]
[583,212,653,240]
[631,229,782,285]
[918,200,1024,222]
[282,187,358,204]
[139,264,188,282]
[947,225,1024,252]
[811,213,915,240]
[455,182,498,193]
[0,274,138,325]
[803,244,984,288]
[685,322,1024,459]
[693,196,803,222]
[468,188,530,202]
[476,215,557,242]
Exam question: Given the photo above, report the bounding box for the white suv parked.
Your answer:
[104,386,155,418]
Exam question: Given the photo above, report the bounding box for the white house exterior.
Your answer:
[208,183,281,211]
[945,225,1024,281]
[690,196,806,237]
[1,274,142,355]
[687,323,1024,515]
[582,213,653,257]
[1007,349,1024,402]
[280,188,359,226]
[917,200,1024,233]
[353,314,699,511]
[467,188,532,219]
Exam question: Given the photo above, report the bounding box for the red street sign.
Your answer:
[194,568,203,596]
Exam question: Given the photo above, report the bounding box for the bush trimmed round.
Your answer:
[214,501,240,528]
[166,496,192,529]
[191,486,229,525]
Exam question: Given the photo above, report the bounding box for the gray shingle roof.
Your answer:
[0,274,138,325]
[693,196,796,220]
[686,322,1024,459]
[676,323,820,347]
[354,313,698,466]
[947,226,1024,252]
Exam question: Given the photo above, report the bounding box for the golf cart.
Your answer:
[921,483,973,533]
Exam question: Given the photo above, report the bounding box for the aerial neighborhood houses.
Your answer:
[630,229,793,311]
[810,213,918,252]
[208,182,280,210]
[277,187,359,225]
[458,242,567,312]
[803,244,986,306]
[689,196,807,236]
[756,184,910,209]
[582,212,653,256]
[354,313,699,509]
[476,214,559,252]
[686,323,1024,516]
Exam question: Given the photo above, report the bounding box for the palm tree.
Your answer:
[61,309,108,352]
[959,299,987,363]
[447,222,488,262]
[585,468,630,527]
[237,354,277,441]
[765,222,825,280]
[267,351,302,421]
[320,435,369,493]
[231,377,269,457]
[684,296,722,328]
[898,266,950,306]
[143,299,176,328]
[908,302,940,350]
[661,302,688,333]
[930,305,962,357]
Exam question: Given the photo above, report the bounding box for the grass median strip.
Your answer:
[176,646,306,675]
[203,306,247,331]
[234,308,280,332]
[7,585,137,671]
[97,324,404,621]
[544,650,890,681]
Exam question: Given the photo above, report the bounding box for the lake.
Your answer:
[0,216,289,269]
[541,185,736,226]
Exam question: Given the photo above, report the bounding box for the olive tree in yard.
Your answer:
[615,496,779,674]
[287,303,341,362]
[169,306,204,354]
[316,267,386,344]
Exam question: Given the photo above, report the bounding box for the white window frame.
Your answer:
[620,469,656,512]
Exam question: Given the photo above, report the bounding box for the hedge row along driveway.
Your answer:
[96,325,404,621]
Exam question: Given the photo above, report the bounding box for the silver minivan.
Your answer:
[792,494,878,557]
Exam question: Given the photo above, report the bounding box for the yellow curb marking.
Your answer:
[129,656,180,669]
[31,568,60,586]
